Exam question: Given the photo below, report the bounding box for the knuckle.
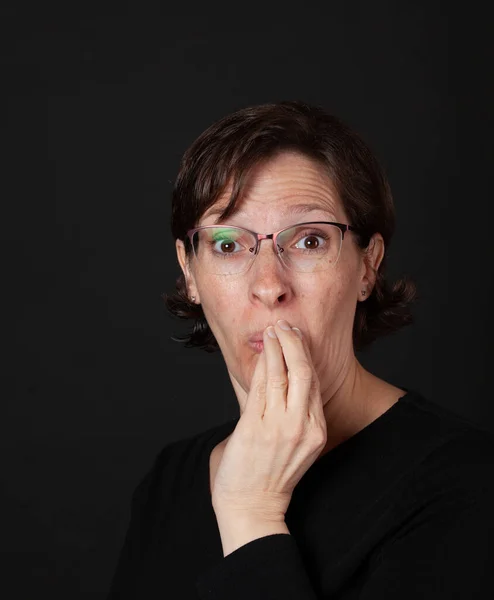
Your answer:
[287,426,304,443]
[268,375,289,390]
[310,378,320,393]
[312,422,327,446]
[291,362,313,381]
[255,382,267,401]
[313,428,327,448]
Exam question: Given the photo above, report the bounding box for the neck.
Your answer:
[316,357,404,459]
[316,357,369,457]
[229,352,402,461]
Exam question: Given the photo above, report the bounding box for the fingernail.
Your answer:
[266,326,277,339]
[292,327,303,339]
[277,319,291,330]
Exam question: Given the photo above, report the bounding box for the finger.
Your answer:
[274,321,319,419]
[274,321,312,417]
[243,337,268,419]
[295,330,325,423]
[263,325,289,414]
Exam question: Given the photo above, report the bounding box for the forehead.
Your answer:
[202,151,341,224]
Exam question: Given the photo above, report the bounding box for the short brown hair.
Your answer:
[163,100,417,352]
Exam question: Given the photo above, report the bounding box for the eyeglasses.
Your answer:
[186,221,359,275]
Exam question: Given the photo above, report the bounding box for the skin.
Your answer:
[176,151,406,477]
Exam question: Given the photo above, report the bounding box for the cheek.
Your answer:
[303,271,357,345]
[202,296,230,331]
[303,270,351,310]
[328,274,358,324]
[198,279,241,341]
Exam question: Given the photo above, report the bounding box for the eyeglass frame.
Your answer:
[185,221,361,271]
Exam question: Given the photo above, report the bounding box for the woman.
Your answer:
[107,101,494,599]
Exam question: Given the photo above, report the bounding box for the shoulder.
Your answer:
[397,389,494,503]
[420,425,494,483]
[420,425,494,499]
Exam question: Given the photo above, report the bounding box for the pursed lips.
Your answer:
[248,339,264,354]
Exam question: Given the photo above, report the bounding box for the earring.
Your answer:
[361,290,367,296]
[191,296,196,302]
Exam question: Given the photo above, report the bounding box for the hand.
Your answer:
[211,319,327,522]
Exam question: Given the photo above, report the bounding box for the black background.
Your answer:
[2,2,493,599]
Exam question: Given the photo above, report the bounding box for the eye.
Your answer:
[212,238,241,254]
[293,233,327,250]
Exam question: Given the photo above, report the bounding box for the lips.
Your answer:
[248,331,265,343]
[247,330,266,354]
[249,340,264,354]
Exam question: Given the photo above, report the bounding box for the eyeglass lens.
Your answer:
[192,223,343,274]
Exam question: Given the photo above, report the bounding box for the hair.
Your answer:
[162,100,418,353]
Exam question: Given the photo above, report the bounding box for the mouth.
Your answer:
[248,340,264,354]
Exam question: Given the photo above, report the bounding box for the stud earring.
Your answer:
[361,290,367,296]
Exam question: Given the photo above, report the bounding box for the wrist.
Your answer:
[214,511,290,557]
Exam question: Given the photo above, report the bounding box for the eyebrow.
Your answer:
[206,202,336,225]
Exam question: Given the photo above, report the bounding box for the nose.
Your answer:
[248,238,291,306]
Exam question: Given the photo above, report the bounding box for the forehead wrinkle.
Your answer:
[204,195,339,226]
[245,175,336,204]
[204,183,339,221]
[201,154,340,225]
[217,202,337,225]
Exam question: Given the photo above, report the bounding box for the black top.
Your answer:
[107,388,494,599]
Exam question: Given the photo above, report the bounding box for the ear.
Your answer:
[358,233,385,301]
[176,239,200,304]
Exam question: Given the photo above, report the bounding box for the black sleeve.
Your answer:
[196,485,494,599]
[358,485,494,599]
[195,533,320,600]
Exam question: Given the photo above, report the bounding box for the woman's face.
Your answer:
[176,151,383,410]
